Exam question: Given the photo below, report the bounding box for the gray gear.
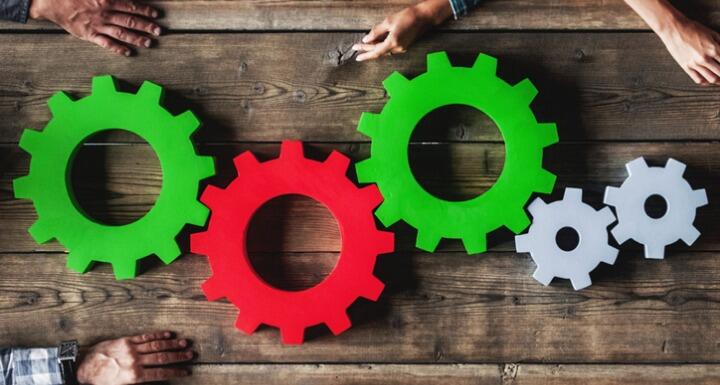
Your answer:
[604,157,708,259]
[516,188,618,290]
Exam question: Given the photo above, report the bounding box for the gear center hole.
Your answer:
[644,194,668,219]
[556,226,580,252]
[247,194,341,292]
[409,104,505,201]
[70,130,161,226]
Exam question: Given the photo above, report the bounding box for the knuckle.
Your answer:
[151,341,161,350]
[126,17,136,28]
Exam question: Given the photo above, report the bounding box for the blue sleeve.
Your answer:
[0,0,32,23]
[0,348,63,385]
[448,0,482,19]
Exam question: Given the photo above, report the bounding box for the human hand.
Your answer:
[76,331,193,385]
[658,16,720,85]
[28,0,162,56]
[353,0,452,62]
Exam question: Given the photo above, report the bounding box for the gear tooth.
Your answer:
[602,246,619,265]
[155,241,181,265]
[527,197,547,217]
[186,201,210,227]
[325,311,352,336]
[91,75,117,95]
[533,268,554,286]
[196,156,216,180]
[355,158,377,184]
[570,274,592,291]
[200,185,225,207]
[680,225,701,246]
[357,112,380,137]
[360,185,384,210]
[201,276,225,301]
[462,234,487,255]
[360,275,385,301]
[536,122,559,147]
[599,207,617,227]
[235,314,261,335]
[66,251,93,274]
[514,78,539,105]
[28,219,55,244]
[665,158,686,176]
[374,230,395,255]
[280,140,304,160]
[626,157,648,175]
[190,231,211,255]
[471,53,498,75]
[535,169,557,194]
[13,175,34,199]
[505,208,531,234]
[563,188,583,202]
[603,186,621,206]
[112,261,138,280]
[18,129,43,153]
[610,224,630,245]
[515,233,531,253]
[382,71,410,97]
[644,242,666,260]
[47,91,74,116]
[691,189,709,208]
[375,200,401,227]
[416,228,442,252]
[426,51,452,72]
[175,110,201,135]
[233,151,260,173]
[324,151,351,175]
[137,80,163,103]
[280,325,306,345]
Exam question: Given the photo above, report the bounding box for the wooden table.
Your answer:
[2,1,720,383]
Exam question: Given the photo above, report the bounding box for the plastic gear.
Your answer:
[190,141,395,345]
[515,188,618,290]
[13,75,215,279]
[604,157,708,259]
[355,51,558,254]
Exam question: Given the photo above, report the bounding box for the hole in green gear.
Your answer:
[70,130,161,226]
[644,194,668,219]
[409,104,506,202]
[556,226,580,252]
[246,194,341,292]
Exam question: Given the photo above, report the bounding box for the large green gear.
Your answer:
[356,51,558,254]
[13,75,215,279]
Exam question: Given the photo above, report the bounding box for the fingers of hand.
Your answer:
[105,12,161,36]
[135,338,189,354]
[138,350,194,366]
[696,64,720,84]
[136,367,191,383]
[108,0,158,18]
[128,331,173,344]
[97,24,153,48]
[88,33,130,56]
[685,67,708,85]
[362,20,390,43]
[355,40,394,61]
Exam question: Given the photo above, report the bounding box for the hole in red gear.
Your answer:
[246,194,341,291]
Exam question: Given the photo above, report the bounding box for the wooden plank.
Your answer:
[2,0,719,31]
[2,251,720,363]
[177,364,720,385]
[2,142,717,253]
[2,33,720,143]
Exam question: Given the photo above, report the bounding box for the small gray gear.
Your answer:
[604,157,708,259]
[516,188,618,290]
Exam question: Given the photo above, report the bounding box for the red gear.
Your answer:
[191,140,395,344]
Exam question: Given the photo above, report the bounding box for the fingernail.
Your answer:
[179,339,187,347]
[185,351,194,358]
[124,50,131,57]
[152,10,159,18]
[362,36,369,43]
[356,56,364,62]
[351,44,359,51]
[164,332,172,338]
[144,40,151,48]
[153,27,161,36]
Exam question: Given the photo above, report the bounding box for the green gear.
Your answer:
[13,75,215,279]
[356,51,558,254]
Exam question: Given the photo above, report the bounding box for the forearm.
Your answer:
[624,0,686,35]
[0,347,64,385]
[0,0,31,23]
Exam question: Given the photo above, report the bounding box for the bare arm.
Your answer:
[625,0,720,85]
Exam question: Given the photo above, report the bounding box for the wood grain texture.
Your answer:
[176,364,720,385]
[2,33,720,144]
[2,251,720,363]
[2,142,717,253]
[2,0,719,31]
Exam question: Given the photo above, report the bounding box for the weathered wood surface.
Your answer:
[2,142,717,253]
[2,0,720,31]
[2,251,720,363]
[2,33,720,144]
[175,364,720,385]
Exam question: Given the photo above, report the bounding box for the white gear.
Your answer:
[516,188,618,290]
[604,157,708,259]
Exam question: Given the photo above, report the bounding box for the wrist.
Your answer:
[414,0,452,26]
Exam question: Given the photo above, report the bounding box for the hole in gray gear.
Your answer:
[555,226,580,252]
[644,194,668,219]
